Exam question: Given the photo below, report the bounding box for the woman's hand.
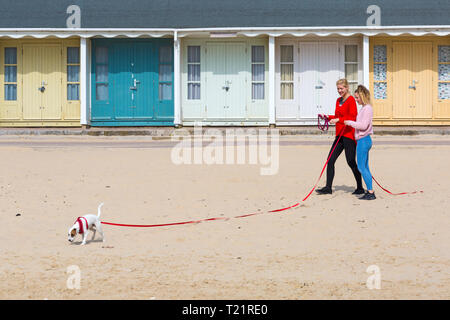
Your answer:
[343,120,351,126]
[329,118,339,125]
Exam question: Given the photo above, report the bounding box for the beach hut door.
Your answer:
[23,44,62,120]
[206,42,246,120]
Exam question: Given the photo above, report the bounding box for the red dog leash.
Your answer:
[372,176,423,195]
[101,125,422,229]
[318,114,329,132]
[101,127,347,228]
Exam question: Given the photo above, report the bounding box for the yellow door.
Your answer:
[41,45,62,120]
[393,41,433,119]
[412,42,433,118]
[23,45,42,120]
[22,44,62,120]
[393,42,414,119]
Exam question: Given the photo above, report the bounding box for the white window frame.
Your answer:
[186,45,201,101]
[251,45,265,100]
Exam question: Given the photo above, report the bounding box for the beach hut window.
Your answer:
[438,46,450,100]
[280,45,294,100]
[252,46,265,100]
[345,45,358,93]
[95,47,109,101]
[67,47,80,100]
[373,45,387,100]
[187,46,201,100]
[4,47,17,101]
[159,46,173,100]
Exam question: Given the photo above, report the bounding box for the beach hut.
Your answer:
[0,0,449,127]
[175,0,450,126]
[0,37,82,127]
[370,36,450,124]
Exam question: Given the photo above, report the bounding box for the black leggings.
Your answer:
[326,136,363,189]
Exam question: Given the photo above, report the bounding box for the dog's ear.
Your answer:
[70,229,77,237]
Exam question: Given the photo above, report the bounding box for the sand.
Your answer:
[0,134,449,299]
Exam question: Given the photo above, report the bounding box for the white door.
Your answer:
[299,42,320,118]
[277,41,340,121]
[299,42,339,119]
[205,42,246,120]
[317,42,340,116]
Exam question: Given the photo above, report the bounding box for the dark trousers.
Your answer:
[326,136,363,189]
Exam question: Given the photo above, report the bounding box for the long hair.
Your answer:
[354,85,371,105]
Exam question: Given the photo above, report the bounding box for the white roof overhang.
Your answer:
[0,26,449,39]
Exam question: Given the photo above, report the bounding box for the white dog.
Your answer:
[68,203,105,245]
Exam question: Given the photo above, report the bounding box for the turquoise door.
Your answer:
[91,39,174,126]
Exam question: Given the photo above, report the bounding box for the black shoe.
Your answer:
[316,187,332,195]
[359,192,376,200]
[352,188,365,195]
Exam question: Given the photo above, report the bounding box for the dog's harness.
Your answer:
[75,217,89,234]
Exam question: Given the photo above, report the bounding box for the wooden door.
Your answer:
[393,41,433,119]
[205,42,247,121]
[224,42,246,119]
[317,42,340,116]
[205,43,228,120]
[299,42,340,118]
[40,45,62,120]
[22,45,42,120]
[412,42,433,118]
[23,44,62,120]
[112,43,134,120]
[393,42,414,119]
[299,42,319,118]
[134,42,155,120]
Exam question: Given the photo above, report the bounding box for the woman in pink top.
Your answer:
[344,85,375,200]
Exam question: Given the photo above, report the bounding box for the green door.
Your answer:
[206,42,247,120]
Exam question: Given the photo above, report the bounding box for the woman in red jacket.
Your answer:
[316,79,364,195]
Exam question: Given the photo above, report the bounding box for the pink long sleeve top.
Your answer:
[346,104,374,141]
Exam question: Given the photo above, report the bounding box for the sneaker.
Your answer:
[359,192,369,200]
[316,186,332,195]
[359,192,376,200]
[352,188,365,195]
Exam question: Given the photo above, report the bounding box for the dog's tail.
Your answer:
[97,203,104,218]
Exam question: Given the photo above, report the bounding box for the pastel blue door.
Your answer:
[91,39,174,126]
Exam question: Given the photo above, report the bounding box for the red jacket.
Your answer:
[327,96,358,141]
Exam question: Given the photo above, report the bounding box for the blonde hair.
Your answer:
[354,85,371,105]
[336,79,349,88]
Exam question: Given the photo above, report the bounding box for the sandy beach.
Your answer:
[0,134,449,299]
